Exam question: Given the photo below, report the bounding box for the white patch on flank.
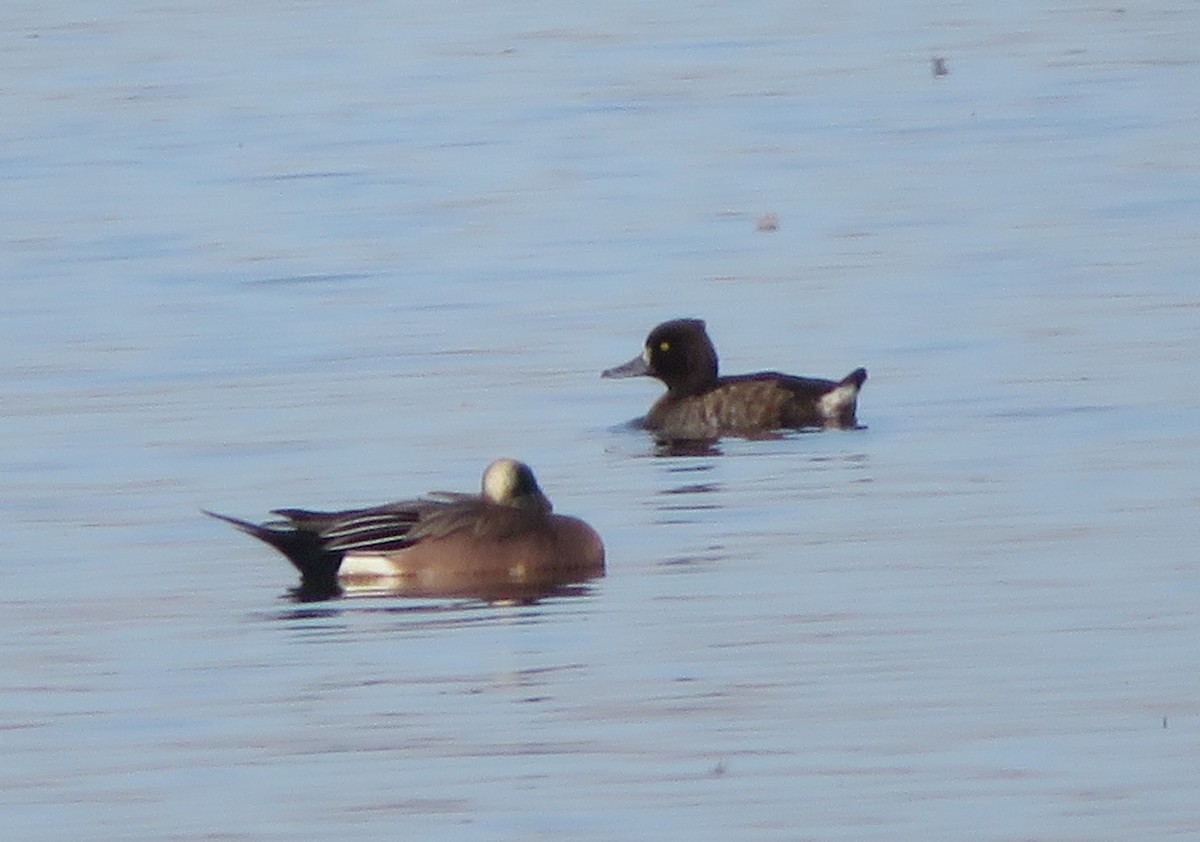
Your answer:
[339,553,402,579]
[818,382,858,420]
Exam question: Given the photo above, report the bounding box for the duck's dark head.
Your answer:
[602,318,719,395]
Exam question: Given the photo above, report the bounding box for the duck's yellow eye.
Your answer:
[659,341,671,352]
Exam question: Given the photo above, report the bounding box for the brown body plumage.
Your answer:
[604,318,866,440]
[207,459,604,600]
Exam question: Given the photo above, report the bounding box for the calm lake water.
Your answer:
[3,2,1199,840]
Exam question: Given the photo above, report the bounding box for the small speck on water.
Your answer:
[931,56,948,78]
[755,212,779,232]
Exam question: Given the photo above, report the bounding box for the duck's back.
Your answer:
[646,368,866,438]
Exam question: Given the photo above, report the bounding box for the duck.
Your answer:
[602,318,866,439]
[207,459,605,599]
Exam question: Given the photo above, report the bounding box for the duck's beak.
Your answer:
[601,353,650,379]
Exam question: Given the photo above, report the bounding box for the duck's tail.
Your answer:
[818,367,867,427]
[842,367,867,390]
[204,510,343,596]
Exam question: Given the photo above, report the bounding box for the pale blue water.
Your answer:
[2,2,1199,840]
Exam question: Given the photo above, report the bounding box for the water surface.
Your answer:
[2,2,1198,840]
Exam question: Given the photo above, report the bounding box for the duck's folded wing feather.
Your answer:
[269,500,427,552]
[273,494,536,554]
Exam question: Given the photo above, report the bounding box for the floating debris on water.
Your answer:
[755,212,779,232]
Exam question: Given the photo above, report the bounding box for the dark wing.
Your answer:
[731,371,840,397]
[272,493,528,554]
[403,498,534,544]
[271,499,434,553]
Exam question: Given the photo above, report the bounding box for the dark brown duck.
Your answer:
[603,318,866,439]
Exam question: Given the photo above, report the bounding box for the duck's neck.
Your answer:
[669,346,718,396]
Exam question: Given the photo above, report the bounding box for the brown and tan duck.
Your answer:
[207,459,604,599]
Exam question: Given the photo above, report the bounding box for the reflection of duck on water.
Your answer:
[207,459,604,602]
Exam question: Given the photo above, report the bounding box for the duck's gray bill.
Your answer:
[601,354,650,379]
